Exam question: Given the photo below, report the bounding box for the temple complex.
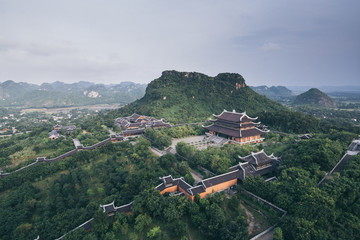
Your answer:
[155,150,279,201]
[229,150,280,179]
[203,110,268,144]
[115,113,170,136]
[99,201,134,216]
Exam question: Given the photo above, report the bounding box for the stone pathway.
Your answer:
[190,169,203,185]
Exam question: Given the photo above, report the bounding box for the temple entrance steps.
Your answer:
[207,134,227,146]
[219,138,229,145]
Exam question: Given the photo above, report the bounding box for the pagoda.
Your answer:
[203,109,268,144]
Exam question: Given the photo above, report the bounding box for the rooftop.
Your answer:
[214,110,257,123]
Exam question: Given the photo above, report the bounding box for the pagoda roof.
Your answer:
[241,162,256,177]
[161,175,174,185]
[155,183,166,191]
[204,124,241,137]
[241,128,268,137]
[100,201,133,213]
[202,169,240,188]
[208,119,261,129]
[116,202,133,213]
[239,150,278,166]
[49,130,59,137]
[214,110,258,122]
[152,120,171,128]
[100,201,116,213]
[240,122,261,128]
[122,128,146,135]
[129,113,142,122]
[204,124,267,138]
[178,178,192,191]
[63,125,76,131]
[127,122,142,128]
[188,185,206,195]
[158,170,241,197]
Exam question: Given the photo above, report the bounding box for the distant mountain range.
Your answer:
[114,70,287,123]
[294,88,337,107]
[250,85,294,99]
[0,80,147,108]
[287,85,360,94]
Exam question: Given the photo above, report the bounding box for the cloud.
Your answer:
[0,1,359,86]
[260,42,281,51]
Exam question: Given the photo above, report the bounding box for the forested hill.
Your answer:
[294,88,337,107]
[250,85,294,99]
[0,80,146,108]
[114,70,288,123]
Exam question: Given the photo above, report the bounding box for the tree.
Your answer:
[273,227,284,240]
[158,154,176,169]
[13,223,32,240]
[92,209,110,235]
[220,216,248,240]
[147,226,162,239]
[176,142,196,159]
[134,214,152,233]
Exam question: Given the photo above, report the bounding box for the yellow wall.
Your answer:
[179,187,195,201]
[160,185,178,194]
[205,179,238,195]
[159,178,238,202]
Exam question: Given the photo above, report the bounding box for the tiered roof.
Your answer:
[100,201,134,214]
[157,170,243,197]
[213,110,258,122]
[48,130,59,138]
[239,149,279,167]
[115,113,170,132]
[202,170,241,188]
[229,150,280,178]
[129,113,142,122]
[204,110,268,138]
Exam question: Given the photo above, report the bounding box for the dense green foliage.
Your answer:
[176,141,259,174]
[242,133,360,239]
[258,110,320,133]
[106,70,358,135]
[294,105,360,129]
[1,71,360,239]
[0,80,146,108]
[144,124,205,149]
[64,190,248,240]
[144,128,172,150]
[0,138,182,239]
[112,70,288,123]
[259,110,360,134]
[294,88,336,107]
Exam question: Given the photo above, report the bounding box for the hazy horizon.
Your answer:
[0,1,359,86]
[3,77,360,93]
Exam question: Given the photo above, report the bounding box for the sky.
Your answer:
[0,0,359,86]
